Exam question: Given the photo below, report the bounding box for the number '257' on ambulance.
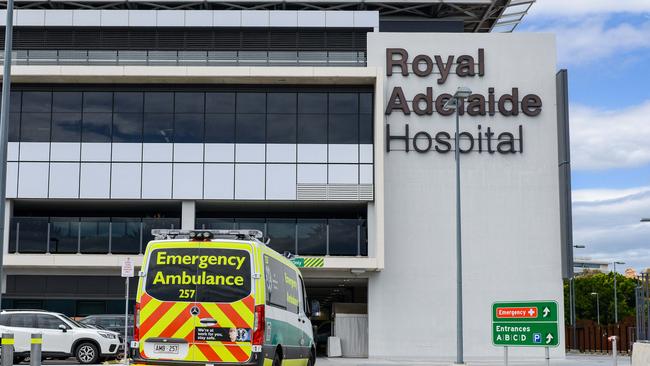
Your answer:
[131,229,316,366]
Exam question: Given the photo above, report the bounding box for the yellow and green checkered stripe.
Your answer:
[293,257,323,268]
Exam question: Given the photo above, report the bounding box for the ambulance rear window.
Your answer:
[145,247,251,303]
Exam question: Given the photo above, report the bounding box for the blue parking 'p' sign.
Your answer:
[533,333,542,344]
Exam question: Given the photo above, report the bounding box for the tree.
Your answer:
[564,272,638,325]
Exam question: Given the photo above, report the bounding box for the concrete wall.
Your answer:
[367,33,564,359]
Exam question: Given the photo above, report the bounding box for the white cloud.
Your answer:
[521,17,650,65]
[570,100,650,170]
[529,0,650,17]
[572,187,650,271]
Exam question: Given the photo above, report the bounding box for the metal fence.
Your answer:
[1,49,367,67]
[637,272,650,341]
[565,321,636,354]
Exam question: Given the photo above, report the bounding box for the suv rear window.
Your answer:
[145,247,251,303]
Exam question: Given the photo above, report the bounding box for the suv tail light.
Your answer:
[133,302,140,342]
[252,305,265,346]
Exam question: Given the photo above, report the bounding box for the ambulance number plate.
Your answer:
[153,344,179,354]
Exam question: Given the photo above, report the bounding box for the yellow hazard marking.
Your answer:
[263,358,273,366]
[30,338,43,344]
[282,359,309,366]
[1,338,15,345]
[143,302,188,338]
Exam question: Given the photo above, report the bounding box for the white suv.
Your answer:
[0,310,121,364]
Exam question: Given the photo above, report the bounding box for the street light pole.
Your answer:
[612,261,625,325]
[591,292,600,325]
[0,0,16,311]
[444,87,472,365]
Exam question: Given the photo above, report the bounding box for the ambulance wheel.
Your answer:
[307,352,315,366]
[272,352,282,366]
[75,342,100,364]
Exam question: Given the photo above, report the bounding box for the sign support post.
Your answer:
[545,347,549,366]
[121,258,135,365]
[503,346,508,366]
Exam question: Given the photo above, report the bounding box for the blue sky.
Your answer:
[517,0,650,272]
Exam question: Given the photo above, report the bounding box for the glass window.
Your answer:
[142,218,179,243]
[143,113,173,143]
[15,217,49,254]
[110,218,141,254]
[205,114,235,143]
[10,91,21,112]
[175,92,204,113]
[83,92,113,113]
[49,219,79,254]
[237,93,266,114]
[114,92,144,113]
[328,219,358,256]
[53,92,82,113]
[22,92,51,113]
[36,314,67,330]
[77,301,106,317]
[113,113,143,143]
[8,313,36,328]
[236,114,265,143]
[329,114,358,144]
[174,114,204,143]
[267,93,296,114]
[20,113,51,142]
[297,114,327,144]
[264,255,286,309]
[82,113,112,142]
[235,219,265,235]
[329,93,358,114]
[197,218,235,230]
[205,93,235,113]
[144,92,174,113]
[79,218,110,254]
[297,219,326,256]
[360,93,373,114]
[267,114,296,144]
[267,219,296,255]
[9,113,20,142]
[51,113,82,142]
[298,93,327,114]
[359,114,373,144]
[360,219,368,256]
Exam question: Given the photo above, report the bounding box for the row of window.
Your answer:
[6,90,373,144]
[9,217,368,256]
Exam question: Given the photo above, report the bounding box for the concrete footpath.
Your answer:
[314,354,631,366]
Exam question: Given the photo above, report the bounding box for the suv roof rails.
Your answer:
[1,309,49,312]
[151,229,264,242]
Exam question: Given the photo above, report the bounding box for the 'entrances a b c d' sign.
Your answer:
[383,48,542,155]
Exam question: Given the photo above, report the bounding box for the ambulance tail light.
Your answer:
[252,305,265,346]
[134,302,140,342]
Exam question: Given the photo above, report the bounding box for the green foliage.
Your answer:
[563,272,638,325]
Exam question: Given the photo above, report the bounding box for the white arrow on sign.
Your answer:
[545,333,554,344]
[543,307,550,318]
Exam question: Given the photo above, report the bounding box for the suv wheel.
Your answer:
[75,342,100,364]
[13,356,26,364]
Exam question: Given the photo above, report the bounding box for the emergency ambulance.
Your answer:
[132,229,315,366]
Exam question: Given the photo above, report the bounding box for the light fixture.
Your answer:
[443,86,473,109]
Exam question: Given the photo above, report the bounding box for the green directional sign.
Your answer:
[492,301,559,347]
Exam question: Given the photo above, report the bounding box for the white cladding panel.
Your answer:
[173,163,204,199]
[81,143,111,162]
[111,163,142,199]
[18,162,49,198]
[141,163,173,199]
[51,143,81,162]
[49,163,80,198]
[204,164,235,199]
[6,162,18,198]
[7,142,19,161]
[112,143,142,162]
[297,164,327,184]
[79,163,111,198]
[266,164,297,200]
[205,144,235,163]
[20,142,50,161]
[235,164,265,199]
[367,33,563,359]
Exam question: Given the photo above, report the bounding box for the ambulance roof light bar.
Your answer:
[151,229,264,242]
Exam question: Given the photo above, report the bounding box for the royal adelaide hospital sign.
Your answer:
[384,48,543,155]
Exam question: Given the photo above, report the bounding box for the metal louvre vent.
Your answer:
[0,27,370,52]
[297,184,374,201]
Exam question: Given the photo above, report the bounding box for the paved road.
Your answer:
[26,354,631,366]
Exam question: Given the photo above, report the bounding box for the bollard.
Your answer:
[30,334,42,366]
[609,336,618,366]
[1,334,14,366]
